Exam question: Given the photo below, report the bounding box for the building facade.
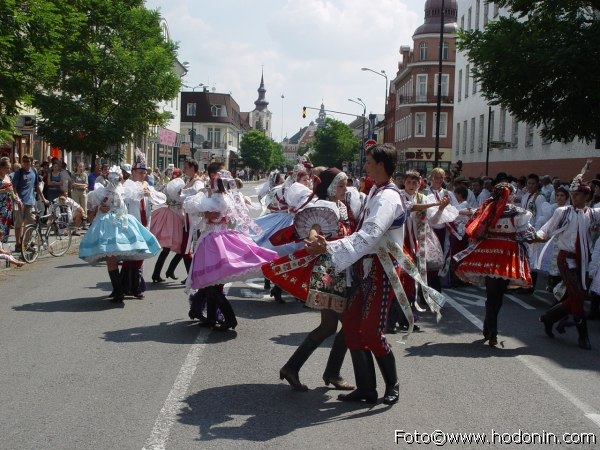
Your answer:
[392,0,458,175]
[454,0,598,179]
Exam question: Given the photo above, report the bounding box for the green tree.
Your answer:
[239,130,272,173]
[33,1,181,161]
[311,118,359,168]
[458,1,600,142]
[269,140,286,169]
[0,0,77,142]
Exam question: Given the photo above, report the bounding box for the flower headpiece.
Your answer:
[569,160,592,193]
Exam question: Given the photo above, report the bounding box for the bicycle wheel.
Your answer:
[21,225,42,263]
[47,222,72,256]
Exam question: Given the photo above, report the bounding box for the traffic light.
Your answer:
[302,106,307,118]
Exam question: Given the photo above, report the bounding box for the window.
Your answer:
[211,104,223,117]
[475,0,481,30]
[470,117,476,153]
[489,110,495,142]
[458,69,463,101]
[465,64,470,98]
[186,102,196,116]
[483,1,489,25]
[467,7,472,31]
[472,76,477,94]
[416,74,427,101]
[415,113,426,136]
[432,112,447,137]
[456,122,461,156]
[499,107,506,141]
[419,42,428,61]
[511,118,519,146]
[525,123,534,146]
[441,41,449,60]
[462,120,468,154]
[493,2,499,17]
[460,15,465,30]
[434,74,449,97]
[478,114,485,152]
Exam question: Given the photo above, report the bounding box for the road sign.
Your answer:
[364,139,377,149]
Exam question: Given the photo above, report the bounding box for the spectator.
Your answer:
[0,229,25,267]
[9,162,21,181]
[11,154,47,248]
[95,164,110,187]
[53,190,84,235]
[71,162,88,229]
[88,164,101,191]
[46,160,63,203]
[0,157,13,244]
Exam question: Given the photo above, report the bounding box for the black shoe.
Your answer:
[264,279,271,290]
[152,276,165,283]
[133,293,145,299]
[279,366,308,391]
[323,376,355,390]
[165,271,178,280]
[181,277,187,285]
[488,336,498,347]
[338,389,378,403]
[576,319,592,350]
[270,286,284,303]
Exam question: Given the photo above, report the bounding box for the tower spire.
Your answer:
[254,67,269,111]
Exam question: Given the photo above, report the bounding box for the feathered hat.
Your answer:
[132,148,147,170]
[569,160,592,193]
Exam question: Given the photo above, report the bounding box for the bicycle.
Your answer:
[20,204,73,263]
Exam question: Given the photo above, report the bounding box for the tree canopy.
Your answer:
[310,118,359,169]
[239,130,284,172]
[457,1,600,143]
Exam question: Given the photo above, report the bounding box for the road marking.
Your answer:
[505,294,535,310]
[445,293,600,430]
[445,289,484,300]
[142,330,210,450]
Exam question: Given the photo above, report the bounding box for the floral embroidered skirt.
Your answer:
[262,248,348,313]
[453,237,532,289]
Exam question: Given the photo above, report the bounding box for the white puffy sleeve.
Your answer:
[327,189,404,272]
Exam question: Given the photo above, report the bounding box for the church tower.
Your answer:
[315,102,327,128]
[249,69,272,138]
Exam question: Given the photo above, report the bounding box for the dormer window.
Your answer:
[211,104,225,117]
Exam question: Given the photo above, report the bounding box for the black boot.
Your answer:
[338,350,378,404]
[322,329,355,390]
[589,294,600,320]
[264,278,271,290]
[165,253,182,279]
[375,352,399,405]
[152,248,170,283]
[181,256,192,284]
[270,285,284,303]
[539,303,569,338]
[576,318,592,350]
[213,291,238,331]
[132,268,145,299]
[279,337,320,391]
[108,269,124,303]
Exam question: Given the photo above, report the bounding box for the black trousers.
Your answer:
[483,277,509,338]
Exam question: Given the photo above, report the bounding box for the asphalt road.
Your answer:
[1,186,600,449]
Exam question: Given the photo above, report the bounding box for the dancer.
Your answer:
[186,174,277,331]
[79,166,160,303]
[536,168,599,350]
[263,168,359,391]
[121,150,166,298]
[305,145,446,405]
[150,176,185,282]
[453,182,535,347]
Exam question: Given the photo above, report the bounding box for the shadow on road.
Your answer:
[102,320,202,344]
[13,296,123,312]
[179,383,387,442]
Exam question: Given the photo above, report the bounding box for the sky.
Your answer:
[144,0,426,142]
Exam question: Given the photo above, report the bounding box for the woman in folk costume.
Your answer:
[79,166,160,303]
[263,168,360,391]
[163,159,205,283]
[536,165,599,350]
[121,150,167,298]
[305,145,447,405]
[149,176,185,282]
[186,174,278,331]
[453,182,536,347]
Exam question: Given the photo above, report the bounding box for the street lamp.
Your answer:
[434,0,445,167]
[361,67,388,112]
[182,83,204,157]
[348,98,366,176]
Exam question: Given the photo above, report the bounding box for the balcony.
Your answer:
[397,95,454,105]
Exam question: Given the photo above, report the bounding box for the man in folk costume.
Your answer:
[521,173,549,293]
[536,166,598,350]
[305,145,446,405]
[121,149,166,298]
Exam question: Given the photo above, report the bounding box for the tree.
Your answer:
[310,118,359,168]
[0,0,76,142]
[269,141,287,169]
[457,1,600,143]
[33,1,181,161]
[239,130,273,173]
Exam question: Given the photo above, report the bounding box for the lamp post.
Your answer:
[182,83,204,158]
[348,98,366,176]
[361,67,388,113]
[280,94,284,143]
[434,0,445,167]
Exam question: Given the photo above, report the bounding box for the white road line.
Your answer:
[505,294,536,310]
[444,292,600,430]
[142,331,210,450]
[445,289,484,300]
